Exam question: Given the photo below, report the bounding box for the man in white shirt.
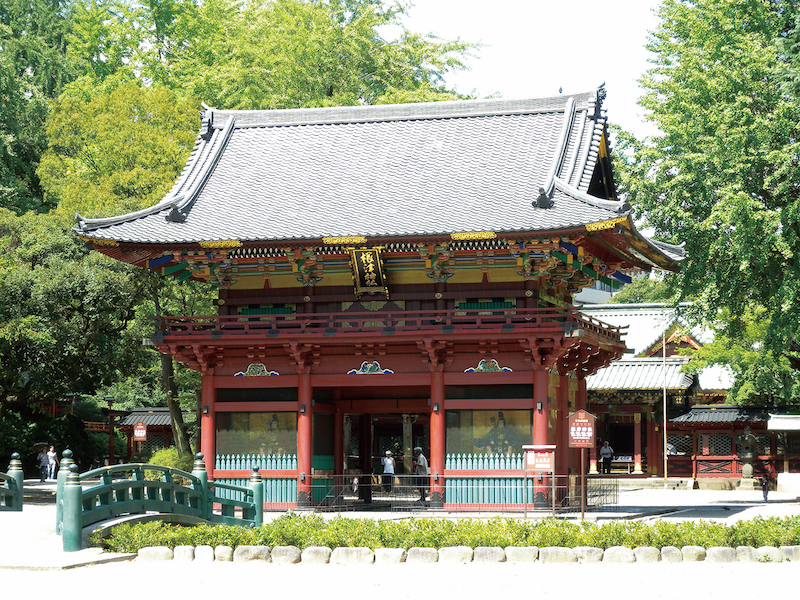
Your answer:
[381,450,395,493]
[599,441,614,474]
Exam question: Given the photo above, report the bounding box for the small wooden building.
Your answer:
[75,89,684,508]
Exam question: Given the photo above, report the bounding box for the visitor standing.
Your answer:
[381,450,395,493]
[599,440,614,474]
[413,446,428,502]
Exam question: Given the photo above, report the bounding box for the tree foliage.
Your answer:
[616,0,800,404]
[0,210,145,416]
[607,275,675,305]
[40,80,199,218]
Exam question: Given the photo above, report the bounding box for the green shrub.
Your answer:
[148,447,193,473]
[94,514,800,554]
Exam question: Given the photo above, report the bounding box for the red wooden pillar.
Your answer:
[333,406,344,477]
[557,375,570,477]
[646,414,658,475]
[430,368,445,507]
[633,413,643,474]
[576,378,597,475]
[297,372,313,506]
[200,374,216,478]
[533,368,549,505]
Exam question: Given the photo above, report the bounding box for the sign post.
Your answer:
[133,421,147,442]
[567,410,596,521]
[521,444,556,518]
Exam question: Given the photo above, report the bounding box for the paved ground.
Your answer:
[2,480,799,598]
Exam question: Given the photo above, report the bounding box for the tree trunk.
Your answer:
[162,352,192,458]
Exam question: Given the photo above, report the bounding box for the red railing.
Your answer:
[154,307,623,342]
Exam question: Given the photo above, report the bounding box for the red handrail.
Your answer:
[154,307,622,342]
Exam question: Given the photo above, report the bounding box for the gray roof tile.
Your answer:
[587,357,696,391]
[76,90,647,246]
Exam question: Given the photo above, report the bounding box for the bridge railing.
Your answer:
[58,451,264,551]
[0,453,24,511]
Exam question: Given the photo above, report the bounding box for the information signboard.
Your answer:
[525,450,554,473]
[568,410,596,448]
[133,421,147,442]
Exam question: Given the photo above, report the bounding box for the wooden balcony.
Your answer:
[153,307,624,346]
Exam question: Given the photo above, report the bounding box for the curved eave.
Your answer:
[584,216,685,272]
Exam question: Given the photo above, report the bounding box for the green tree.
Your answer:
[0,209,145,418]
[164,0,473,109]
[0,0,75,213]
[607,275,675,305]
[39,80,199,218]
[616,0,800,404]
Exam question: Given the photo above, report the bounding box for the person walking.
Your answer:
[413,446,428,502]
[46,446,58,480]
[36,449,47,482]
[599,440,614,475]
[761,477,769,503]
[381,450,395,494]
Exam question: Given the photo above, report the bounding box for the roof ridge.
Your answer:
[203,92,597,129]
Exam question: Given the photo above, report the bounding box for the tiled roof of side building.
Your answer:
[74,88,679,257]
[670,405,770,424]
[587,357,696,391]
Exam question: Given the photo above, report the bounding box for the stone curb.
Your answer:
[135,544,799,563]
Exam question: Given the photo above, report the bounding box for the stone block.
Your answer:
[406,547,439,563]
[233,545,271,563]
[706,547,737,563]
[473,547,505,563]
[603,546,635,563]
[661,546,683,563]
[573,547,603,563]
[173,545,195,561]
[780,546,800,562]
[756,546,783,563]
[330,547,375,565]
[736,546,758,562]
[438,546,473,563]
[195,545,215,562]
[681,546,706,562]
[375,548,407,564]
[633,547,661,563]
[138,546,173,561]
[271,546,302,564]
[215,545,233,562]
[539,547,576,563]
[504,547,539,563]
[301,546,332,564]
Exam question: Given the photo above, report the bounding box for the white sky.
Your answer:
[400,0,663,138]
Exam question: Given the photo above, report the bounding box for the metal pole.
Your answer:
[581,449,586,521]
[551,469,555,518]
[663,327,668,486]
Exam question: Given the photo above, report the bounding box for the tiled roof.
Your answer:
[74,89,680,263]
[587,357,696,391]
[670,405,769,424]
[118,407,191,427]
[581,303,690,356]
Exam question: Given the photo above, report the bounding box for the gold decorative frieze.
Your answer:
[450,231,497,241]
[80,236,119,247]
[585,216,628,232]
[199,240,242,248]
[323,236,367,244]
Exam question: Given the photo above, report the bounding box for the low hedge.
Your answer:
[95,514,800,554]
